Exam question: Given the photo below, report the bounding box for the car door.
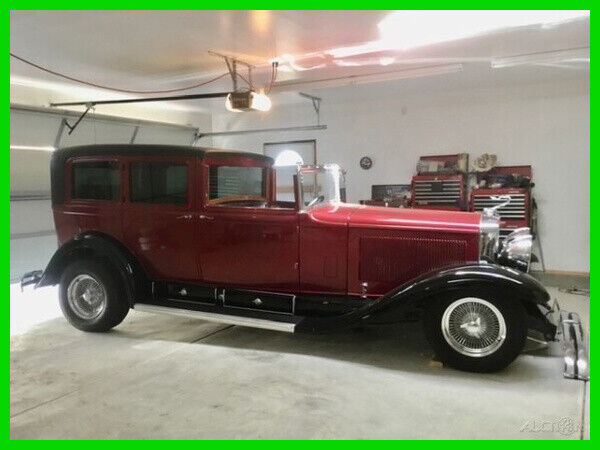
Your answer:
[196,156,299,292]
[122,155,199,282]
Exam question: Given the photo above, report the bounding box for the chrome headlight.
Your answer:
[497,228,533,272]
[479,213,500,260]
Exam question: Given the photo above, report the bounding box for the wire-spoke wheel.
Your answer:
[59,259,129,332]
[423,288,527,373]
[67,274,107,320]
[441,297,506,357]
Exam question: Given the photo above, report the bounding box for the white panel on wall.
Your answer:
[10,200,54,235]
[10,149,52,194]
[135,126,194,145]
[10,109,63,147]
[59,118,136,147]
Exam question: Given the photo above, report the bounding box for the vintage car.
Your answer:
[21,144,588,378]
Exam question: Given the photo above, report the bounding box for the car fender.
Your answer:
[382,262,550,306]
[296,263,551,333]
[37,232,150,306]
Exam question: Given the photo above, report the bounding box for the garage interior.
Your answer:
[10,11,589,439]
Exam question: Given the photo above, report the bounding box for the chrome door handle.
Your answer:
[199,214,214,221]
[177,214,194,220]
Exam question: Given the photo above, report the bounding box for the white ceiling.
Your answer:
[10,10,590,113]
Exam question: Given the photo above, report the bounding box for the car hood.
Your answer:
[306,203,481,234]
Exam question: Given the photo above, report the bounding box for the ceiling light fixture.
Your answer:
[491,47,590,69]
[225,91,272,112]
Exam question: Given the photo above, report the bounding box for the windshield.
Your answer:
[298,164,342,210]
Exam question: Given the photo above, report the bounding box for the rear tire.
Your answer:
[423,288,527,373]
[59,259,129,332]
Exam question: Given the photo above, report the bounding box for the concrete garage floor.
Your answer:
[10,283,589,439]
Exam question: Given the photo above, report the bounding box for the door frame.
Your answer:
[263,139,317,164]
[264,140,316,204]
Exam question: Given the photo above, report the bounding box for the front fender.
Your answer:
[382,263,550,307]
[296,263,550,333]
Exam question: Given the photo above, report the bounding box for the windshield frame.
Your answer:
[296,164,342,211]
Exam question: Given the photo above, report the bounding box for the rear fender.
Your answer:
[37,232,150,306]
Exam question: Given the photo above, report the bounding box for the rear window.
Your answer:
[130,162,188,204]
[208,165,266,199]
[72,161,120,201]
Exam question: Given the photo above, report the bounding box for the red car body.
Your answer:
[22,144,584,377]
[52,147,480,298]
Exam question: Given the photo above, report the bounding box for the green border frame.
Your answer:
[8,6,591,442]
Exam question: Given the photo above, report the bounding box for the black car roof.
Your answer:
[53,144,273,163]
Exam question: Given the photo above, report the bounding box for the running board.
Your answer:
[133,303,297,333]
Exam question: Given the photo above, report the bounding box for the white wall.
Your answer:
[211,80,590,273]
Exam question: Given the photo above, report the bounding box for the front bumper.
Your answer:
[549,300,589,381]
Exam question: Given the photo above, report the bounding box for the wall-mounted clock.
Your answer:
[360,156,373,170]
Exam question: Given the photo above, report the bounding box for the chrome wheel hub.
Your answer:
[441,297,506,357]
[67,274,107,320]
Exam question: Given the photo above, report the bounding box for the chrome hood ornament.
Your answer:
[483,195,511,218]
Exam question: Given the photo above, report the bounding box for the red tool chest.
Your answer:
[411,173,466,211]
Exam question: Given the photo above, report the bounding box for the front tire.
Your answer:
[423,288,527,373]
[59,259,129,332]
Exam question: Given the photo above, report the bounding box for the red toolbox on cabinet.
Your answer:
[411,173,467,211]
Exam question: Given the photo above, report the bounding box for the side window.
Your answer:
[208,165,266,201]
[72,161,120,201]
[130,162,188,204]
